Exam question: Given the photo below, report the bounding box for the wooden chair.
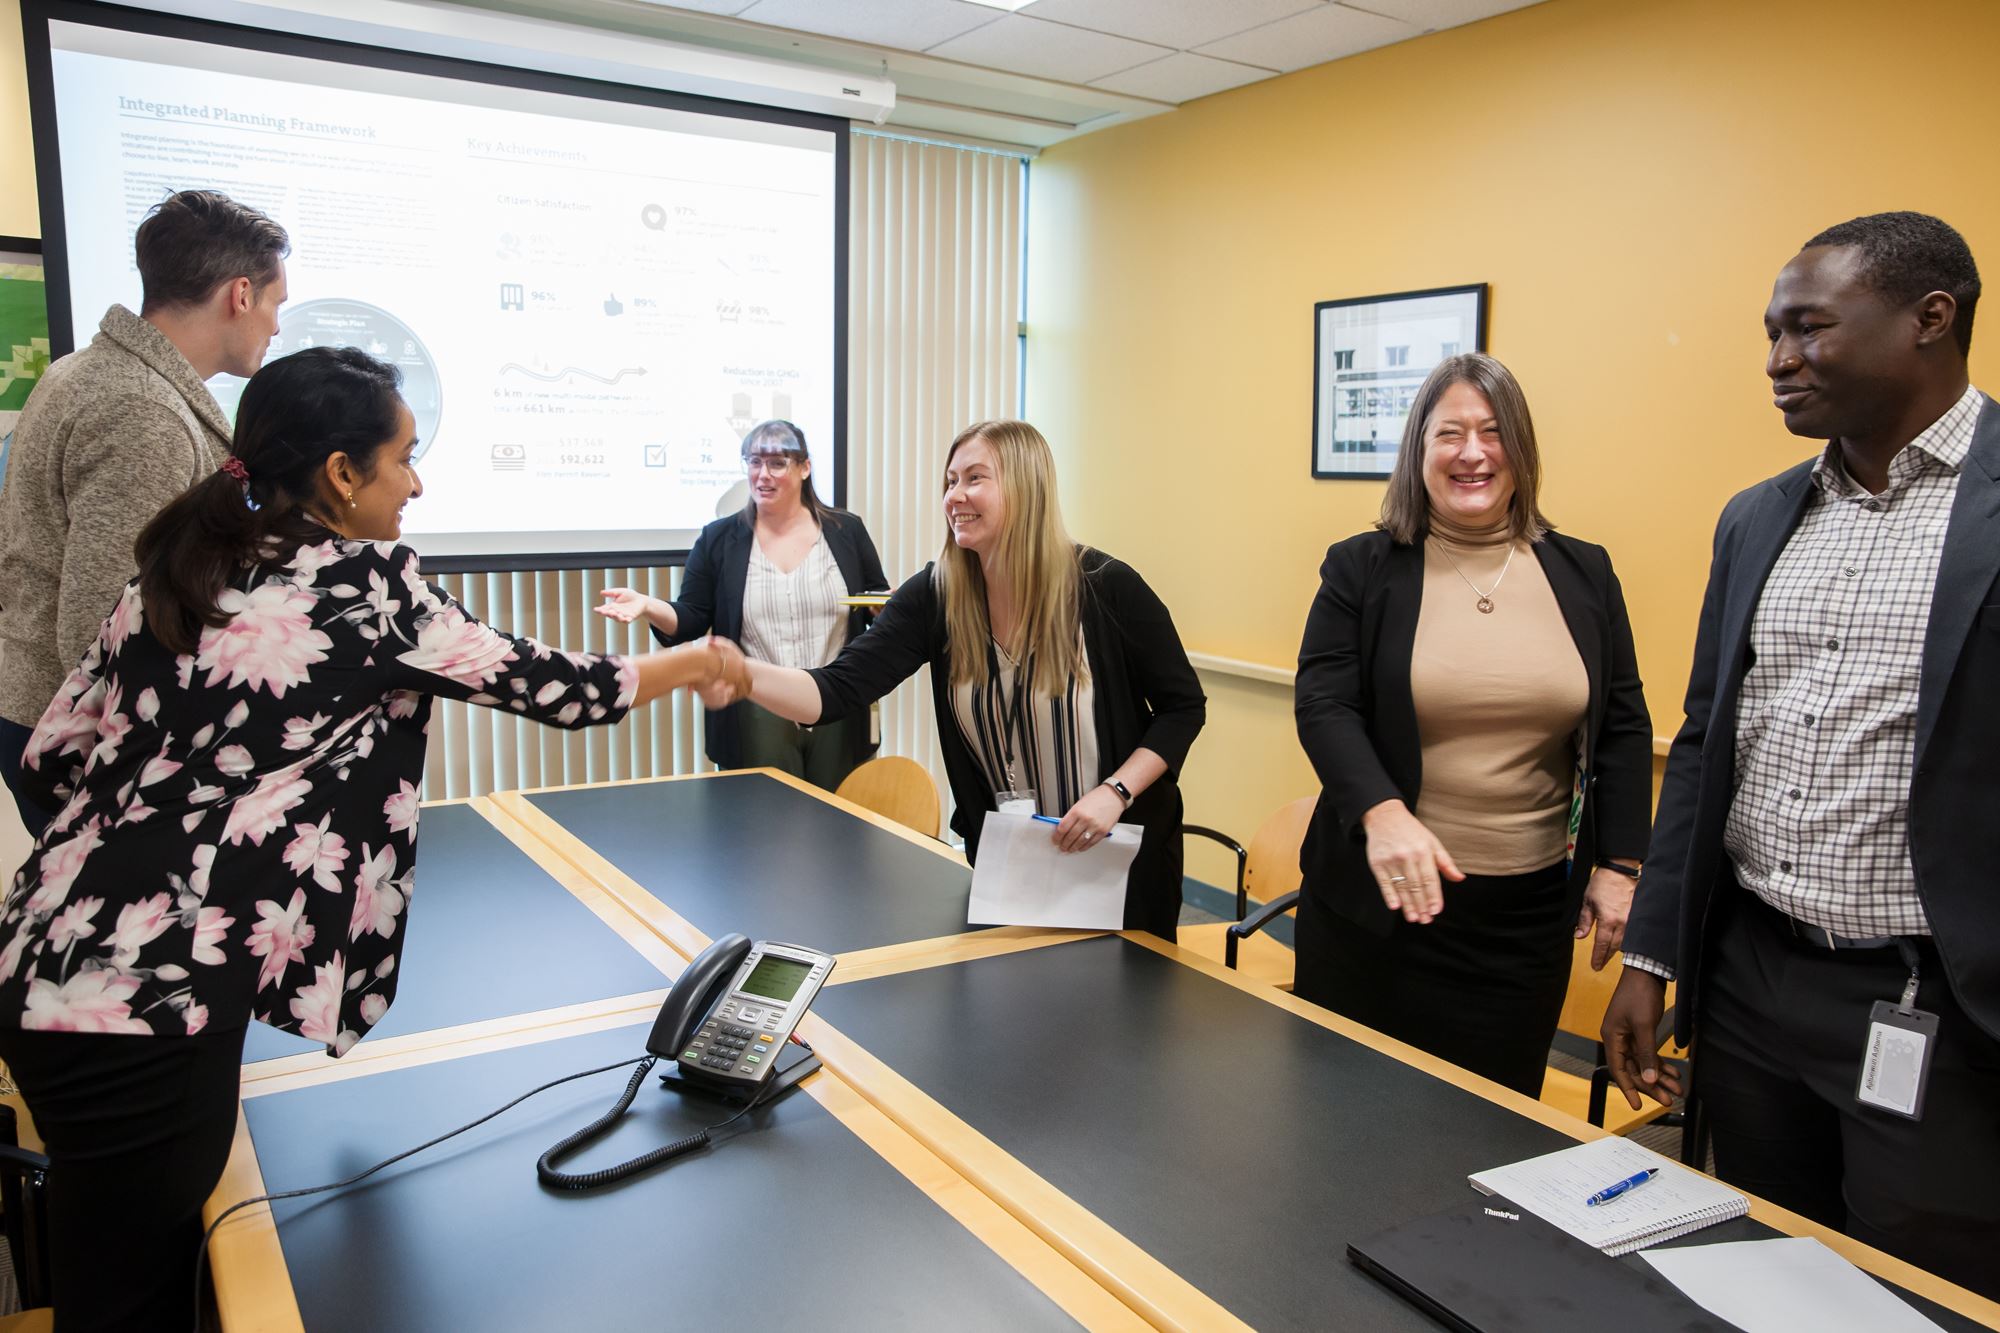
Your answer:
[1539,943,1677,1134]
[834,756,942,839]
[1184,797,1315,984]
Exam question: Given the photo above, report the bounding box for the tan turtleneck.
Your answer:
[1409,514,1588,877]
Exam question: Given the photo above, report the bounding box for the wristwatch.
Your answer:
[1103,778,1134,809]
[1594,859,1641,880]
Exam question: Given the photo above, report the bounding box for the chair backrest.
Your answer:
[1556,937,1678,1046]
[834,756,942,839]
[1243,797,1315,906]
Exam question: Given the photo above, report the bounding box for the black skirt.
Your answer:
[1293,861,1572,1097]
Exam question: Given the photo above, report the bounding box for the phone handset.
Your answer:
[537,934,835,1190]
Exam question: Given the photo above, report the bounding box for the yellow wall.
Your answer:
[1,0,34,238]
[1027,0,2000,872]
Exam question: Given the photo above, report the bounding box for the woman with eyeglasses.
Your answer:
[599,421,889,790]
[704,420,1206,940]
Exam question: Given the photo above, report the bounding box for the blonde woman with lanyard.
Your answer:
[709,420,1206,939]
[598,420,889,790]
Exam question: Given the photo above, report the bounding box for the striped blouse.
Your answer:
[948,638,1099,818]
[738,533,849,671]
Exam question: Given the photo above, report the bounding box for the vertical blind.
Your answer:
[420,132,1024,807]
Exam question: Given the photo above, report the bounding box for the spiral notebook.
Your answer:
[1470,1138,1747,1257]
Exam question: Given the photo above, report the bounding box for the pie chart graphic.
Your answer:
[210,299,444,459]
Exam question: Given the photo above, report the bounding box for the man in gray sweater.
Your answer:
[0,189,289,836]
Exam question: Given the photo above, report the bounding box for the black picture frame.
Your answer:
[1311,282,1488,480]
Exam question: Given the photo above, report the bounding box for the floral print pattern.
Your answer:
[0,537,637,1053]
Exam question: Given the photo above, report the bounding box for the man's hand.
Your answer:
[1601,968,1681,1109]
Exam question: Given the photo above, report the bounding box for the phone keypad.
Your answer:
[681,1021,767,1076]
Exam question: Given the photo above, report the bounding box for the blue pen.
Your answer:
[1584,1167,1657,1207]
[1030,813,1061,825]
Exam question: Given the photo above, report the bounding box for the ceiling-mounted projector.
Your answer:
[124,0,897,123]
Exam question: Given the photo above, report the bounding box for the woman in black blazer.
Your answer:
[600,421,888,789]
[1294,354,1652,1095]
[713,419,1205,939]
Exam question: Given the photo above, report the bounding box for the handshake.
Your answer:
[685,635,751,708]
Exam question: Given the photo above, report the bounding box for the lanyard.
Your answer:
[987,639,1034,791]
[1894,937,1923,1012]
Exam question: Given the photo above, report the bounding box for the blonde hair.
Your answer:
[1378,353,1551,545]
[937,421,1087,694]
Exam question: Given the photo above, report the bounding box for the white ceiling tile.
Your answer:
[733,0,1001,52]
[1341,0,1544,31]
[1090,51,1275,103]
[1194,3,1421,72]
[926,13,1172,83]
[632,0,764,14]
[1019,0,1322,51]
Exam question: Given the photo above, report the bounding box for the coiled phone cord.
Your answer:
[537,1055,780,1190]
[195,1053,650,1333]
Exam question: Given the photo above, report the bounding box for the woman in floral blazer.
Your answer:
[0,346,742,1331]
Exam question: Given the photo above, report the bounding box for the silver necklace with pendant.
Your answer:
[1438,540,1515,614]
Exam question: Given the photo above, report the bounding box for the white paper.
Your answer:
[967,810,1141,930]
[1469,1137,1744,1252]
[1641,1237,1943,1333]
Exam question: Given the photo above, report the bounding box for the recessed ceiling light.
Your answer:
[962,0,1038,11]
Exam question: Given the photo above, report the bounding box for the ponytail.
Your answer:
[137,346,404,655]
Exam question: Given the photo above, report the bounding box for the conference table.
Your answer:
[209,771,2000,1331]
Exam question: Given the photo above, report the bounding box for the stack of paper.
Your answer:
[967,810,1140,930]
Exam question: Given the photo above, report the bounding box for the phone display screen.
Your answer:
[739,955,813,1002]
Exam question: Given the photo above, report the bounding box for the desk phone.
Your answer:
[653,938,835,1095]
[538,933,835,1190]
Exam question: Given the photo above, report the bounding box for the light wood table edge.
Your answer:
[497,766,970,866]
[490,777,1079,984]
[206,1107,306,1333]
[803,1071,1148,1331]
[239,990,668,1097]
[487,790,716,962]
[799,1012,1251,1333]
[466,795,689,978]
[1124,931,2000,1329]
[828,926,1097,984]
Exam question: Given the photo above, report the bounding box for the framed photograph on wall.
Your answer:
[1312,282,1487,479]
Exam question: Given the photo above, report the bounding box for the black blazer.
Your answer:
[1294,529,1653,937]
[654,508,889,769]
[807,548,1207,938]
[1627,394,2000,1045]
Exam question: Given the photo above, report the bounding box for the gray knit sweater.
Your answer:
[0,305,230,725]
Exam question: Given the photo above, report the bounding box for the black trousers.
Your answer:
[734,704,859,792]
[0,717,54,843]
[1697,888,2000,1301]
[0,1025,248,1332]
[1294,862,1571,1097]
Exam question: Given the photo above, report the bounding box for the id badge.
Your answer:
[1854,1001,1939,1121]
[994,789,1038,815]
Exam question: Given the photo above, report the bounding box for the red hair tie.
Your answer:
[219,457,251,483]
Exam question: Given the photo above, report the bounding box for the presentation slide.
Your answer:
[40,17,841,564]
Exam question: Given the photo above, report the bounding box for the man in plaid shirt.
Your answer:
[1605,212,1997,1297]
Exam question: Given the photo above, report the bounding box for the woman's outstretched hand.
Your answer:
[695,636,751,709]
[595,587,652,623]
